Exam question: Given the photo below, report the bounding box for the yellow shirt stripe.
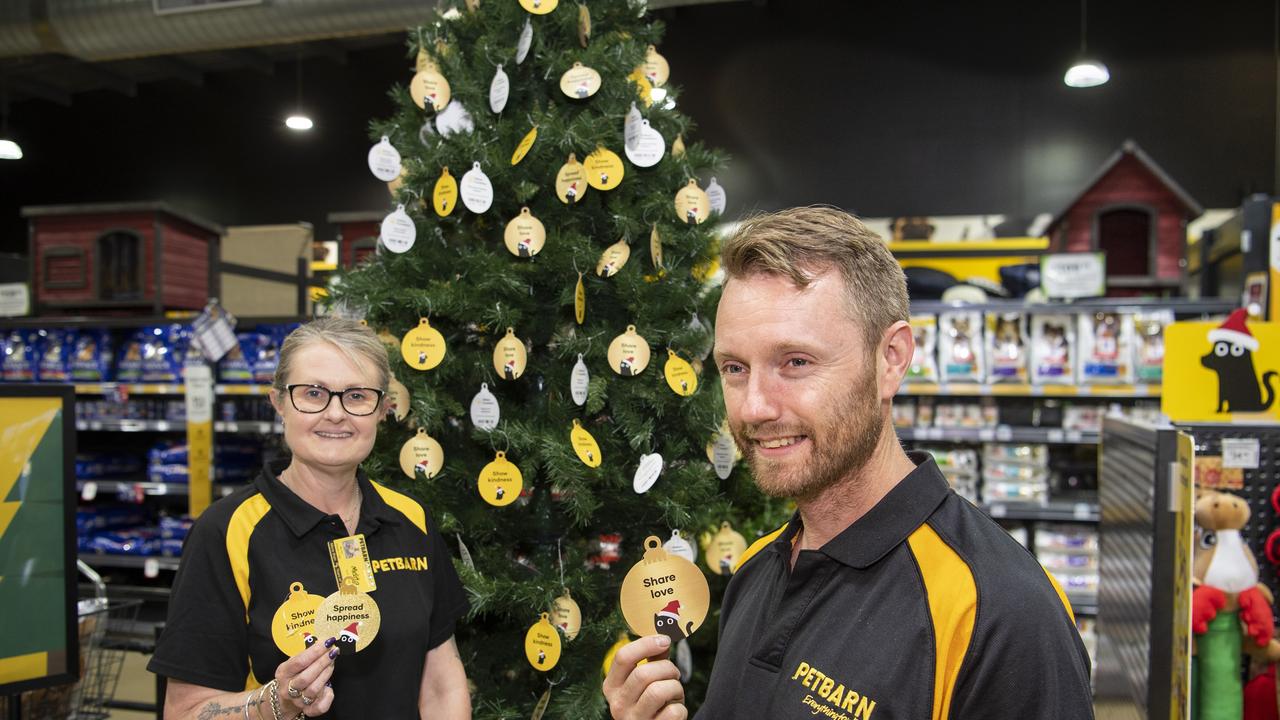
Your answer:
[907,523,977,720]
[370,481,427,535]
[1042,569,1077,623]
[225,493,271,621]
[733,522,790,574]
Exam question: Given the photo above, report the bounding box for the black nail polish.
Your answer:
[324,637,336,648]
[329,648,339,659]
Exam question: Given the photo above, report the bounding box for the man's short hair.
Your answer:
[720,206,909,351]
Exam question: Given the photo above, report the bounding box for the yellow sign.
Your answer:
[1162,310,1280,422]
[1170,431,1194,720]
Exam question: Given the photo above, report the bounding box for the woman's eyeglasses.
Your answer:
[285,384,385,416]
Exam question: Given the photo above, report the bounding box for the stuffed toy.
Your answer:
[1193,490,1277,720]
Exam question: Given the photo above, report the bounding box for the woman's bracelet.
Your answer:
[253,685,269,720]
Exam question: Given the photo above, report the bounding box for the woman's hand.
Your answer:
[273,636,339,717]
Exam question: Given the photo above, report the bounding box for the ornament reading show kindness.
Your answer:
[619,536,710,645]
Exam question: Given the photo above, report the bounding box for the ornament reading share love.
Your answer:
[469,383,500,430]
[664,349,698,396]
[556,154,586,204]
[643,45,671,86]
[400,318,447,371]
[609,325,651,377]
[271,581,325,656]
[399,428,444,480]
[620,536,710,645]
[552,589,582,640]
[570,419,601,467]
[675,179,710,225]
[410,65,451,112]
[560,62,602,99]
[385,375,411,421]
[460,162,494,214]
[504,208,546,258]
[434,167,458,217]
[478,451,522,507]
[525,613,562,671]
[493,327,528,381]
[367,137,402,182]
[706,521,748,576]
[380,205,416,253]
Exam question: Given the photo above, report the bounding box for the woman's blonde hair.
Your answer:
[720,205,909,351]
[273,317,391,392]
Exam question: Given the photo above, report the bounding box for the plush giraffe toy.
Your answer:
[1193,490,1276,719]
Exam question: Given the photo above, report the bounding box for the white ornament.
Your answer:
[515,19,533,65]
[624,120,665,168]
[707,177,727,215]
[624,102,643,150]
[380,205,416,254]
[663,530,697,563]
[712,432,735,480]
[470,383,500,431]
[457,534,475,570]
[418,121,435,146]
[436,102,474,137]
[368,136,402,182]
[570,354,590,406]
[675,640,693,683]
[632,453,664,494]
[460,162,494,214]
[490,65,510,113]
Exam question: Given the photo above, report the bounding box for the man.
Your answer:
[603,207,1093,719]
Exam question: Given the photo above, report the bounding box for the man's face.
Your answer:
[714,270,886,501]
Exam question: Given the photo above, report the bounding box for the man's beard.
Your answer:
[731,368,884,502]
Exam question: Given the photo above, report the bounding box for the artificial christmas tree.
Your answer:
[330,2,788,716]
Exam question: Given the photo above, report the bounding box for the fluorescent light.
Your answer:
[0,138,21,160]
[1064,59,1109,88]
[285,114,313,131]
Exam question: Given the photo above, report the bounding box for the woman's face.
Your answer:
[270,341,384,476]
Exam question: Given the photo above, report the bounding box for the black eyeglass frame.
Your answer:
[284,383,386,416]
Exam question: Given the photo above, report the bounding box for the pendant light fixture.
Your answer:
[285,53,313,131]
[0,82,22,160]
[1064,0,1109,88]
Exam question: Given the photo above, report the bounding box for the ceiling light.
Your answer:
[285,114,313,131]
[1064,60,1110,88]
[0,83,18,159]
[0,138,21,160]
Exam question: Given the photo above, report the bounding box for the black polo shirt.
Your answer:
[149,459,468,718]
[697,452,1093,720]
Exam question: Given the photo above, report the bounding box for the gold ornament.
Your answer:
[560,62,603,99]
[585,147,624,191]
[675,179,711,225]
[650,225,663,269]
[478,451,522,506]
[433,167,458,217]
[608,325,651,377]
[518,0,557,15]
[410,68,451,112]
[512,126,537,165]
[577,4,591,47]
[555,154,587,204]
[671,134,686,158]
[387,165,409,197]
[570,419,601,468]
[386,375,411,421]
[401,318,447,371]
[627,67,653,107]
[574,272,586,325]
[619,536,710,642]
[271,581,325,656]
[399,428,444,480]
[315,576,381,655]
[705,522,748,576]
[603,633,631,676]
[524,613,562,670]
[493,327,528,381]
[552,589,582,640]
[532,689,551,720]
[414,48,434,73]
[663,350,698,396]
[596,238,630,278]
[643,45,671,87]
[504,207,547,258]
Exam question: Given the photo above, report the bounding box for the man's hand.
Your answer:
[602,636,687,720]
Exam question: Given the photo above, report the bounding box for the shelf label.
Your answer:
[1073,503,1093,521]
[978,428,995,442]
[1066,431,1083,443]
[1222,438,1261,470]
[1041,252,1106,300]
[988,504,1007,518]
[995,427,1013,442]
[1046,429,1065,443]
[144,558,161,579]
[81,481,97,502]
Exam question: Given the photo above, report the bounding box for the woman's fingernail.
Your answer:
[655,635,671,648]
[325,682,332,688]
[329,648,339,659]
[324,637,336,648]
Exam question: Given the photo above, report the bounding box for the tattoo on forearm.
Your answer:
[196,701,244,720]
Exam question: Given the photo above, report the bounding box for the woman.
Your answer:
[149,318,471,719]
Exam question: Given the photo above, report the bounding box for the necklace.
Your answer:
[279,470,361,529]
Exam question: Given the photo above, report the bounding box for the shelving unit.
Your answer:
[897,426,1100,444]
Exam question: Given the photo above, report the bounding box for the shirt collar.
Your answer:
[256,456,404,538]
[768,451,951,570]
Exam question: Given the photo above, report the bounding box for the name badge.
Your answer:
[329,534,377,593]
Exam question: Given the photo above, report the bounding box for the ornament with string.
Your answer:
[433,167,458,217]
[619,536,710,644]
[367,136,402,182]
[380,205,416,254]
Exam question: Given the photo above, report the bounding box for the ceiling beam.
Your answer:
[235,47,276,75]
[146,56,204,86]
[5,75,70,106]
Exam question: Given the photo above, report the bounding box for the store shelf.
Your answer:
[1069,597,1099,616]
[897,426,1100,444]
[75,383,185,395]
[77,479,242,499]
[76,419,185,432]
[908,298,1238,316]
[214,420,282,434]
[899,382,1160,398]
[216,384,273,396]
[982,500,1100,523]
[78,553,181,572]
